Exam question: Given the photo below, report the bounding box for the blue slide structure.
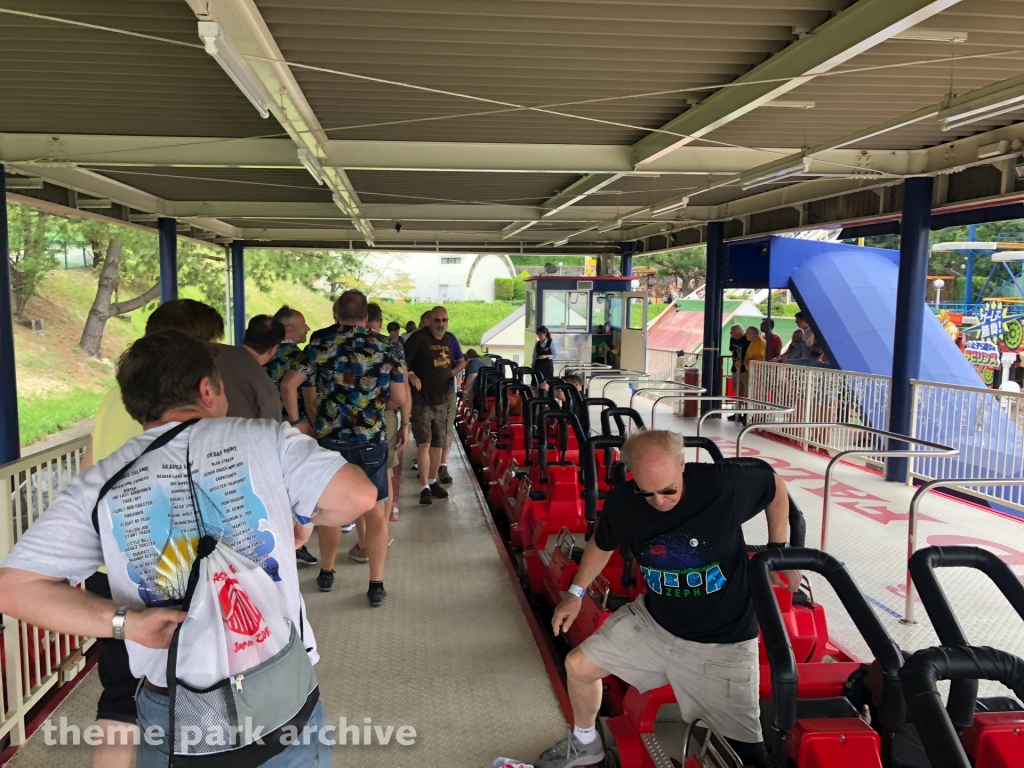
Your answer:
[756,237,1023,515]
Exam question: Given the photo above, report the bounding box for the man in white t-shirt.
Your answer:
[0,330,378,767]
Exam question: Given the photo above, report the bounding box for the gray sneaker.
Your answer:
[535,730,605,768]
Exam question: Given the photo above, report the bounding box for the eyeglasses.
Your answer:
[633,483,678,498]
[434,318,449,323]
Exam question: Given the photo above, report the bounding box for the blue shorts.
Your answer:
[318,438,389,502]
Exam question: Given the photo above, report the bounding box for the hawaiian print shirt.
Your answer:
[264,341,314,421]
[302,326,404,443]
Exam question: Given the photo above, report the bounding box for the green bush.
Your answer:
[513,281,527,301]
[494,277,514,301]
[380,300,521,347]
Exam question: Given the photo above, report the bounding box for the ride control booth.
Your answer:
[523,276,649,372]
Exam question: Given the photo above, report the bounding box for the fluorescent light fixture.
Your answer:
[198,21,273,119]
[938,74,1024,131]
[977,140,1010,160]
[4,177,43,189]
[1016,160,1024,181]
[651,196,690,217]
[740,156,812,190]
[892,28,968,43]
[332,193,351,215]
[597,218,623,233]
[297,148,324,185]
[764,100,816,109]
[553,237,570,247]
[501,221,537,240]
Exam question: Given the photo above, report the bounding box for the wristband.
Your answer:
[766,541,789,549]
[567,583,587,600]
[289,418,305,426]
[112,606,130,641]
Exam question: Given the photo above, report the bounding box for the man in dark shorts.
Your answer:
[282,290,405,606]
[539,430,799,768]
[404,305,465,504]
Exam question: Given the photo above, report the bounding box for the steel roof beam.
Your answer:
[632,0,963,167]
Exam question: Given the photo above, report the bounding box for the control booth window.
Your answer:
[526,288,536,328]
[627,297,645,330]
[543,290,589,329]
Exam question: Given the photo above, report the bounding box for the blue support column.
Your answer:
[964,223,977,305]
[157,217,178,303]
[0,167,21,463]
[620,242,634,276]
[701,222,725,414]
[886,176,934,482]
[231,240,245,346]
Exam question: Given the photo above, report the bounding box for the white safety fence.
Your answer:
[748,361,1024,514]
[747,361,892,458]
[1,436,92,747]
[911,381,1024,510]
[645,348,677,384]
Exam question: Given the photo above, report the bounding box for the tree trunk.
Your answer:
[79,239,162,359]
[80,241,122,357]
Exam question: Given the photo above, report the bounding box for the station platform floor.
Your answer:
[7,443,566,768]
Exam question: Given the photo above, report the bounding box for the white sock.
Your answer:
[422,485,431,491]
[429,478,438,485]
[573,725,597,745]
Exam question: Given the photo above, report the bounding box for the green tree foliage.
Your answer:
[6,203,67,316]
[643,247,706,292]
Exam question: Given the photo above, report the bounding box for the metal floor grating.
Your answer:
[7,442,566,768]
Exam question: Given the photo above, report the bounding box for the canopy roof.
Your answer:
[2,0,1024,254]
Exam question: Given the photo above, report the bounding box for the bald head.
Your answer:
[620,430,686,511]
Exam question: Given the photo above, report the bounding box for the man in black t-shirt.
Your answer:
[404,306,465,504]
[536,430,799,768]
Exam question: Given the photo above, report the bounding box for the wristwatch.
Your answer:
[111,606,130,641]
[567,583,587,600]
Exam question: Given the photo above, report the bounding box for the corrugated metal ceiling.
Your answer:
[0,0,269,137]
[3,0,1024,247]
[255,0,849,144]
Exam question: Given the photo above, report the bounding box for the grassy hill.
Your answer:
[13,272,520,447]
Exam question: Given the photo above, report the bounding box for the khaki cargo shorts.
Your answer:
[384,408,400,469]
[411,401,447,448]
[446,388,458,436]
[578,598,762,744]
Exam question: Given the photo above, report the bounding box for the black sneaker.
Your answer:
[296,546,318,567]
[316,569,335,592]
[429,482,449,499]
[437,465,453,484]
[419,488,433,505]
[367,583,387,608]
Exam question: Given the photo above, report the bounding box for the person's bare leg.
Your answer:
[440,435,453,467]
[355,514,367,550]
[428,446,442,483]
[92,722,137,768]
[564,648,608,729]
[417,443,431,487]
[318,526,342,571]
[364,500,389,582]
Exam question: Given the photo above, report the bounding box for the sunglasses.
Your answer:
[633,482,679,498]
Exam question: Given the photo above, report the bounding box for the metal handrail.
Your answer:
[586,371,652,399]
[638,393,791,432]
[628,382,705,412]
[902,477,1024,624]
[737,423,958,552]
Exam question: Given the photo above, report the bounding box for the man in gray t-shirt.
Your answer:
[218,315,286,421]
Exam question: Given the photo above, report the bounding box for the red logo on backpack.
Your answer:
[218,577,264,637]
